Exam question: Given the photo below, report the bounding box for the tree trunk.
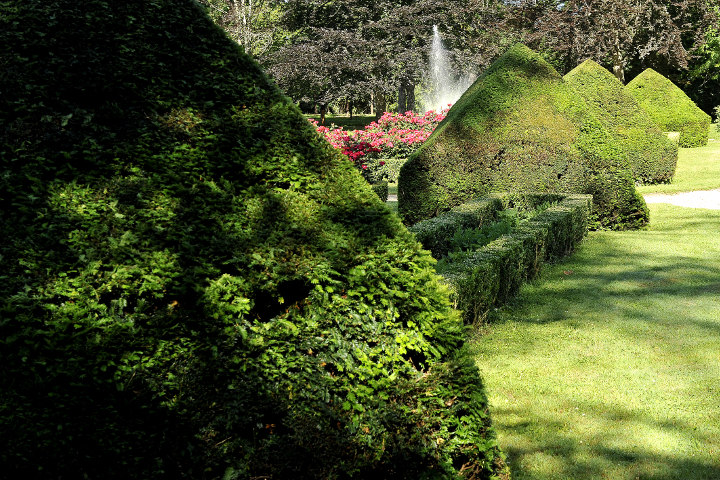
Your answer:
[319,103,327,126]
[373,89,385,120]
[398,82,407,114]
[370,92,374,116]
[348,100,353,119]
[612,40,625,83]
[406,82,415,113]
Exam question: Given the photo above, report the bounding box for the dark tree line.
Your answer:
[201,0,719,115]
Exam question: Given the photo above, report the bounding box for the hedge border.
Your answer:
[408,196,504,259]
[428,193,592,324]
[370,180,389,201]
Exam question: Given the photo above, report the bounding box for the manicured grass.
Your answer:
[388,182,398,196]
[637,126,720,195]
[305,114,376,130]
[471,203,720,479]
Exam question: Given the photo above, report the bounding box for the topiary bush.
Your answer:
[625,68,712,148]
[397,44,648,230]
[564,60,678,185]
[0,1,509,478]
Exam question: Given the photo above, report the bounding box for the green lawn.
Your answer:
[637,126,720,195]
[472,138,720,479]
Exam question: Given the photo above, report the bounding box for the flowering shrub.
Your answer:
[310,107,450,181]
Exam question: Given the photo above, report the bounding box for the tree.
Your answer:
[200,0,285,58]
[507,0,718,83]
[684,17,720,114]
[268,0,509,114]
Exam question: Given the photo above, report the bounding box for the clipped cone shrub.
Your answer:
[625,68,712,148]
[398,44,648,230]
[0,1,508,478]
[564,60,678,185]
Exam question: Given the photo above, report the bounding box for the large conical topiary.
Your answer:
[0,1,508,478]
[625,68,712,148]
[398,44,648,230]
[564,60,678,185]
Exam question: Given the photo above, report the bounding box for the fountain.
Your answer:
[424,25,475,112]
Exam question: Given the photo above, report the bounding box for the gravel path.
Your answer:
[643,189,720,210]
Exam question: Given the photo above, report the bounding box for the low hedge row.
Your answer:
[409,196,504,258]
[364,157,408,183]
[371,180,389,201]
[423,193,591,324]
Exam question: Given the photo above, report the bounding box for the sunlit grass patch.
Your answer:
[472,203,720,479]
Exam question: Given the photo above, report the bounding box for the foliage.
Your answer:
[0,0,509,478]
[625,68,712,148]
[426,193,592,324]
[409,197,505,259]
[370,180,389,201]
[269,0,510,112]
[366,157,409,183]
[398,43,649,231]
[311,109,446,182]
[564,60,678,184]
[199,0,287,58]
[446,201,557,254]
[505,0,718,84]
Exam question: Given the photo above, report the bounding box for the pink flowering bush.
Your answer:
[310,107,450,182]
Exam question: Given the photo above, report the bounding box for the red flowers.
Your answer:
[310,107,450,179]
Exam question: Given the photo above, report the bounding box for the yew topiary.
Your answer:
[564,60,678,184]
[398,44,648,230]
[0,0,507,478]
[625,68,712,148]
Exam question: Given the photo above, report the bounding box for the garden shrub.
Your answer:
[564,60,678,184]
[0,1,508,479]
[409,197,505,259]
[625,68,712,148]
[365,157,408,183]
[431,194,592,324]
[370,180,389,201]
[397,43,648,231]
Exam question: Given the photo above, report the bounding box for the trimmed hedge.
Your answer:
[364,157,408,183]
[428,194,592,324]
[625,68,712,148]
[564,60,678,185]
[0,1,508,479]
[398,43,648,230]
[370,180,389,201]
[409,197,505,259]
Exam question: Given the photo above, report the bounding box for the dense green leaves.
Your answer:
[564,60,678,184]
[425,194,592,324]
[625,68,712,148]
[397,44,649,230]
[0,0,507,478]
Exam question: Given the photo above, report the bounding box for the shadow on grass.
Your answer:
[480,205,720,479]
[498,401,720,480]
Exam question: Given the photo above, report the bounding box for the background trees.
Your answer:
[506,0,717,83]
[200,0,288,57]
[200,0,719,117]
